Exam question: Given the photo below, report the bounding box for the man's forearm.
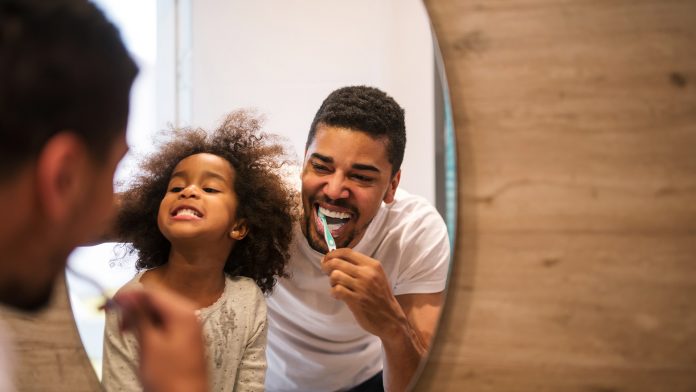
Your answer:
[380,319,429,392]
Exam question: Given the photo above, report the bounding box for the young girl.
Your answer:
[102,111,296,392]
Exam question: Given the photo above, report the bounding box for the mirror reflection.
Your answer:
[66,0,455,390]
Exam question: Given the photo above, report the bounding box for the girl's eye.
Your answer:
[169,186,184,192]
[203,187,219,193]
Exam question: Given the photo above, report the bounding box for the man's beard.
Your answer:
[0,279,54,312]
[0,252,65,312]
[302,208,373,253]
[303,214,352,253]
[303,194,356,253]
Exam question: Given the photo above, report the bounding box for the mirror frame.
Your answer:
[415,0,696,390]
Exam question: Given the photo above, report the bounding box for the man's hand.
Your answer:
[320,248,443,392]
[113,288,209,392]
[320,248,407,338]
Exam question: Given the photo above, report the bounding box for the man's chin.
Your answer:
[0,281,54,313]
[304,214,356,252]
[306,229,330,253]
[307,226,356,253]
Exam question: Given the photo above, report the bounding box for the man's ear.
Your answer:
[383,169,401,204]
[229,220,249,241]
[35,132,90,223]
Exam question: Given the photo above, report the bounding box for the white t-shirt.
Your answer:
[265,188,450,392]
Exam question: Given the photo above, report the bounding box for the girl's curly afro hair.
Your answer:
[116,110,297,294]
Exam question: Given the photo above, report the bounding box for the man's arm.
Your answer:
[321,249,444,392]
[386,292,443,390]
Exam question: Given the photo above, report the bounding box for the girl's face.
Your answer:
[157,153,246,245]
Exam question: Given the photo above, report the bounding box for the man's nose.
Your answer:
[323,174,350,200]
[179,185,200,199]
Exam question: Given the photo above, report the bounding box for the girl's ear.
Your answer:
[229,220,248,240]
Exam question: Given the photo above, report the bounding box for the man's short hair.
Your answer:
[306,86,406,175]
[0,0,138,175]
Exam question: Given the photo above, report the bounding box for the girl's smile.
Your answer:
[170,205,204,220]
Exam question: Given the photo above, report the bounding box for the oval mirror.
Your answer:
[64,0,456,389]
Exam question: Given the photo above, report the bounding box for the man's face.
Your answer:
[10,130,128,311]
[76,130,130,244]
[301,125,400,253]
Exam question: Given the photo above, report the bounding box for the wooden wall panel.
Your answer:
[418,0,696,391]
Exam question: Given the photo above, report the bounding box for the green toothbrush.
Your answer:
[318,211,337,252]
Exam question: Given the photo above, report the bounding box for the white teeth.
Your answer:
[318,206,350,219]
[175,208,201,217]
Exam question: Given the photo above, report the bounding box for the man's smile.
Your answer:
[314,203,355,238]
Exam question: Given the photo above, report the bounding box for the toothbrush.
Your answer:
[66,264,117,311]
[318,211,337,252]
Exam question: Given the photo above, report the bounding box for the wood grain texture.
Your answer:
[0,275,101,391]
[417,0,696,391]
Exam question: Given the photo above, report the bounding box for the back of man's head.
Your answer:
[0,0,137,311]
[306,86,406,176]
[0,0,138,178]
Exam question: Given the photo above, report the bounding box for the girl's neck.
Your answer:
[142,247,230,309]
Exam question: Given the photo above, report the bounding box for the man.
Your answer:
[266,86,450,391]
[0,1,207,391]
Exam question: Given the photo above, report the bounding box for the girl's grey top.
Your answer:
[101,272,267,392]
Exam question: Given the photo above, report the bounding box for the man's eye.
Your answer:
[203,187,219,193]
[351,174,374,183]
[312,163,331,173]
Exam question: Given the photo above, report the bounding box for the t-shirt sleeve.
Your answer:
[101,306,142,392]
[233,288,267,392]
[392,204,451,296]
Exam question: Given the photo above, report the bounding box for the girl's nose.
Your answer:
[179,184,200,198]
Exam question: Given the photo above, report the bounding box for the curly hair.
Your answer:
[116,110,297,294]
[306,86,406,175]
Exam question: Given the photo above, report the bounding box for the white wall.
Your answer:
[183,0,435,203]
